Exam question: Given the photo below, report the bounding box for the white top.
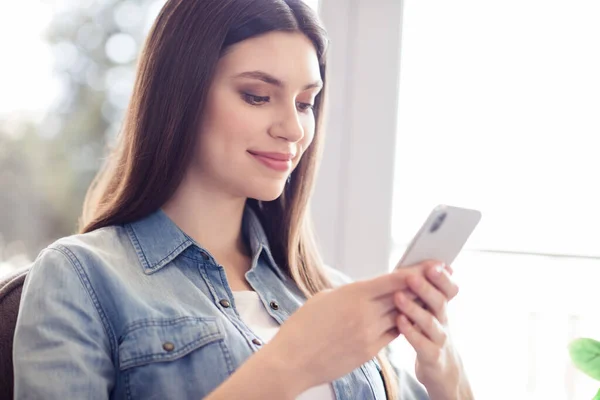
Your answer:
[232,291,336,400]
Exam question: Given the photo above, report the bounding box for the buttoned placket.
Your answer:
[196,248,283,352]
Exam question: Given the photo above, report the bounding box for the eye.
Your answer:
[242,93,270,106]
[297,102,314,113]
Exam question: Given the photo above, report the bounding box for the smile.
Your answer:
[248,150,294,172]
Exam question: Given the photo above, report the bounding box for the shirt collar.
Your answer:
[126,205,285,279]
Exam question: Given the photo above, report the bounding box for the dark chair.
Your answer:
[0,267,29,400]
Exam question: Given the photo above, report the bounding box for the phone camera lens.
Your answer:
[429,212,447,233]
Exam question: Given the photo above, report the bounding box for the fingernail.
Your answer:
[433,264,444,275]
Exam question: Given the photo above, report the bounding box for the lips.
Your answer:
[248,151,294,161]
[248,150,294,172]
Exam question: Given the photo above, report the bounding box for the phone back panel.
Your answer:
[396,205,481,268]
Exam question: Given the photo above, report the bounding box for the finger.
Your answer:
[395,292,446,345]
[417,259,445,272]
[406,274,448,324]
[378,309,401,335]
[425,265,459,301]
[376,326,401,350]
[418,259,453,277]
[361,270,413,298]
[375,289,421,317]
[376,295,397,317]
[397,314,439,363]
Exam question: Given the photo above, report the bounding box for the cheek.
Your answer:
[217,107,257,140]
[199,91,262,151]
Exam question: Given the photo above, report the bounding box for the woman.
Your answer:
[13,0,473,399]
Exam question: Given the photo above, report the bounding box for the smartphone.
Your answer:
[394,205,481,270]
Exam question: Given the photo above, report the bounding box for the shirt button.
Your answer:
[252,338,262,346]
[219,299,231,308]
[269,301,280,310]
[162,342,175,352]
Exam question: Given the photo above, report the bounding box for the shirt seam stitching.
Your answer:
[126,224,151,270]
[127,223,193,272]
[49,245,118,358]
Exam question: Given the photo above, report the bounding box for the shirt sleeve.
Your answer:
[13,246,115,399]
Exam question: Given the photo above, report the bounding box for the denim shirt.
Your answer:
[13,207,429,400]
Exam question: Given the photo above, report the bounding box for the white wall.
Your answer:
[311,0,405,280]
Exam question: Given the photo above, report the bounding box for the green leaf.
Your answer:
[569,338,600,381]
[593,387,600,400]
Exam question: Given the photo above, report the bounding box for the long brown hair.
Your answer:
[80,0,399,397]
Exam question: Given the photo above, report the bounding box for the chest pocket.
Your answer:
[118,316,233,399]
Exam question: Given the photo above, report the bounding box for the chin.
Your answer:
[246,183,286,202]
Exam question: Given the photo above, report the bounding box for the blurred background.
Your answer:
[0,0,599,399]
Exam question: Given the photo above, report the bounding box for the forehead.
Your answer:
[215,31,322,86]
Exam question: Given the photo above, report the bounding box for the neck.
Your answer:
[161,172,249,261]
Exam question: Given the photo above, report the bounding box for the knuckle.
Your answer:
[432,348,444,364]
[425,316,436,333]
[356,280,373,295]
[434,302,447,320]
[421,260,440,270]
[441,299,449,313]
[439,330,448,346]
[452,284,460,297]
[406,274,421,290]
[345,315,362,337]
[433,299,444,314]
[354,307,370,328]
[404,299,415,313]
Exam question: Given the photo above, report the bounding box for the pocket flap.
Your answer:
[118,316,224,370]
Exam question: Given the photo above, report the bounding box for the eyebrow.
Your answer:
[234,70,323,90]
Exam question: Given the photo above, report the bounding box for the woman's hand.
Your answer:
[264,264,429,396]
[394,261,474,400]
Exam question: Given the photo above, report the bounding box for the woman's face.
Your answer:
[192,31,322,201]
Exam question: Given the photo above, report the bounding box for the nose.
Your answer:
[269,105,304,143]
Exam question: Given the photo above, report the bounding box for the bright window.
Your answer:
[390,1,600,399]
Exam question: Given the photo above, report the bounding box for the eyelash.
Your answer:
[242,93,270,106]
[297,102,314,112]
[242,93,314,113]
